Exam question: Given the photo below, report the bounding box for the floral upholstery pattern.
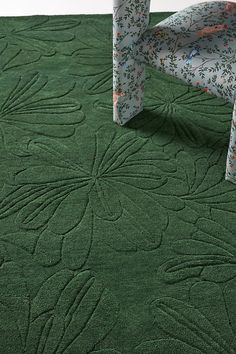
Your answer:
[113,0,236,184]
[113,0,151,125]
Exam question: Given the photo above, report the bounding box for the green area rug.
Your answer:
[1,11,236,354]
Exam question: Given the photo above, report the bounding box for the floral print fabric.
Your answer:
[135,1,236,104]
[113,0,236,184]
[113,0,151,125]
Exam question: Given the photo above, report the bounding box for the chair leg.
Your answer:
[113,0,151,125]
[225,100,236,184]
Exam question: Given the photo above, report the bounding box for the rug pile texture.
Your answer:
[0,12,236,354]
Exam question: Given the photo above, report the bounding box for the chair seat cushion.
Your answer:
[135,1,236,103]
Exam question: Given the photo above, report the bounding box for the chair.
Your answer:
[113,0,236,184]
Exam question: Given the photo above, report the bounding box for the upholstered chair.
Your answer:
[113,0,236,184]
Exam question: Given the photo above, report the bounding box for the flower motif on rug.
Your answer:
[0,72,84,155]
[0,16,80,56]
[0,123,170,267]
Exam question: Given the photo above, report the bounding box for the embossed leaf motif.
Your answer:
[33,207,94,269]
[0,71,84,155]
[145,281,236,354]
[128,66,231,147]
[91,351,122,354]
[70,20,112,93]
[150,146,236,225]
[134,339,202,354]
[0,16,80,55]
[160,217,236,283]
[0,263,119,354]
[0,191,93,269]
[0,42,41,73]
[0,123,168,252]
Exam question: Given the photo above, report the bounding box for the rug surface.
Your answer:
[0,11,236,354]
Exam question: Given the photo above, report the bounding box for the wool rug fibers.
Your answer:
[0,12,236,354]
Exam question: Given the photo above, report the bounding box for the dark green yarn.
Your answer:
[0,12,236,354]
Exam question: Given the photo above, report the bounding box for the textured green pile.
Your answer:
[0,12,236,354]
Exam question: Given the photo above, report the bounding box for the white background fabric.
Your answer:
[1,0,236,16]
